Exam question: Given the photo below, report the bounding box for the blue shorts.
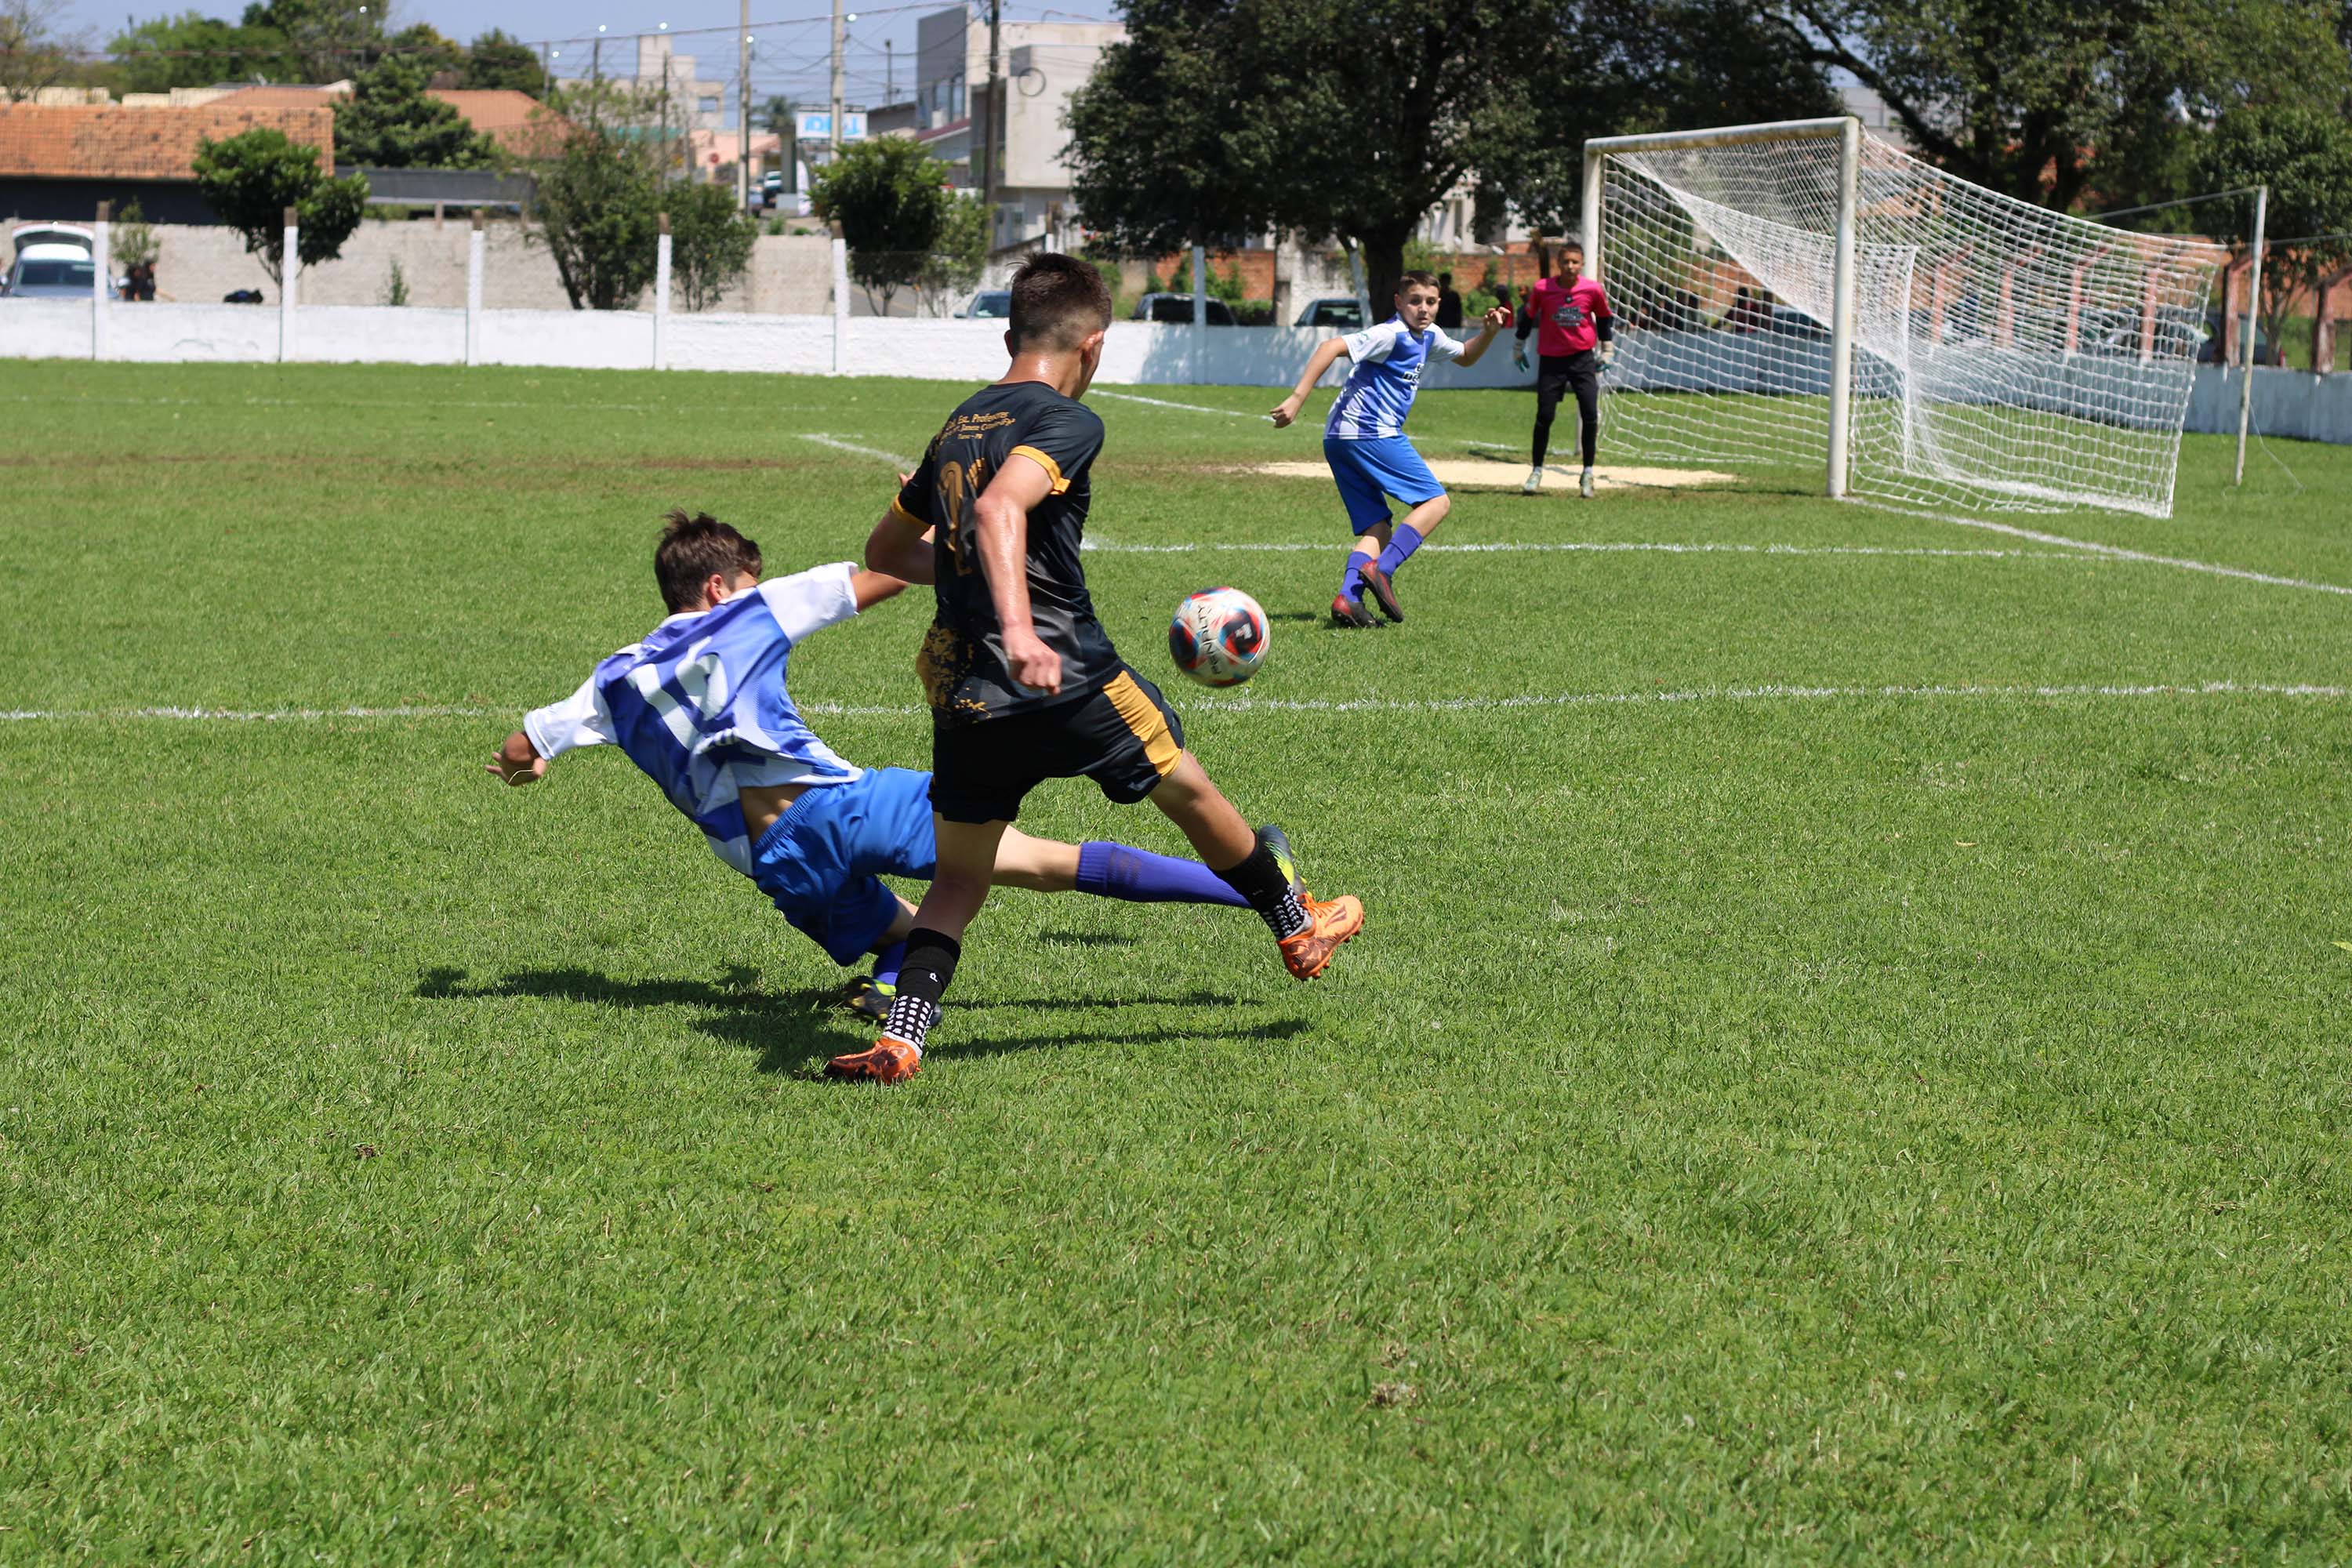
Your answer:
[1323,434,1446,534]
[749,766,937,966]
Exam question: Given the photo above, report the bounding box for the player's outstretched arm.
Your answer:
[487,730,548,786]
[851,568,912,611]
[1268,338,1350,426]
[865,509,935,584]
[974,456,1061,695]
[1453,305,1514,368]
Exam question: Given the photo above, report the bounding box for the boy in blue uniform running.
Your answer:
[487,510,1256,1020]
[1269,270,1510,626]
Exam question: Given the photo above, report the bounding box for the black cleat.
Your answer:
[1330,594,1379,628]
[834,973,896,1022]
[1357,559,1403,622]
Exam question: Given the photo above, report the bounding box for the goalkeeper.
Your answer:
[1513,237,1615,497]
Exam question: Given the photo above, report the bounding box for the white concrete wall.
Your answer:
[5,303,2347,445]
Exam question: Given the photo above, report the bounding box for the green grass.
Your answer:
[5,361,2351,1563]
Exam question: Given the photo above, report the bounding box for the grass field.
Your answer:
[5,360,2350,1563]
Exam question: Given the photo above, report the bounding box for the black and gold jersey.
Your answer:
[892,379,1118,720]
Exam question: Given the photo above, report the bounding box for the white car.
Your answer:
[4,223,100,299]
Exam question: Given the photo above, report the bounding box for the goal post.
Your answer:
[1579,117,2227,519]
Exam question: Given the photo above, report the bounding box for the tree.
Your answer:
[532,125,662,309]
[1760,0,2351,210]
[2199,102,2352,368]
[108,11,288,95]
[111,199,160,270]
[463,28,545,95]
[666,182,758,312]
[809,136,953,314]
[916,190,989,316]
[241,0,382,82]
[191,125,368,286]
[385,21,459,78]
[1,0,80,101]
[336,49,498,168]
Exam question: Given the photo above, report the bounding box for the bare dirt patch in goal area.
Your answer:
[1245,459,1740,491]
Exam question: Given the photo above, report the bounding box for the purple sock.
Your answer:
[1340,555,1370,601]
[1075,841,1250,907]
[1376,524,1425,578]
[871,938,906,989]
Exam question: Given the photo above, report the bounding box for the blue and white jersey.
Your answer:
[523,562,864,877]
[1323,317,1468,440]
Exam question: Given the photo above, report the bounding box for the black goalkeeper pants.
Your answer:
[1533,350,1601,468]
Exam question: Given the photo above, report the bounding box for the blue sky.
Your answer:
[60,0,1119,123]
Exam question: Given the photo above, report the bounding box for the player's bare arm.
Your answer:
[865,472,938,584]
[1452,305,1514,368]
[1269,338,1351,426]
[850,567,912,609]
[974,453,1062,695]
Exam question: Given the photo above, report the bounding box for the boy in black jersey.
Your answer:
[828,253,1363,1083]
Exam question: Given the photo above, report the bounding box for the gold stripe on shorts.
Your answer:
[1101,671,1181,778]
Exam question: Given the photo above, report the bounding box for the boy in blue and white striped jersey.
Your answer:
[487,510,1254,1022]
[1269,270,1510,626]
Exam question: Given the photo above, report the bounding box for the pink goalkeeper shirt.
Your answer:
[1523,274,1614,357]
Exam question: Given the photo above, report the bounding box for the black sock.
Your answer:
[880,928,960,1050]
[1213,833,1309,940]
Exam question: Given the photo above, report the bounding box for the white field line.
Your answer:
[1084,539,2078,561]
[799,432,916,466]
[1096,390,1263,418]
[3,393,836,416]
[1913,511,2352,599]
[9,681,2347,726]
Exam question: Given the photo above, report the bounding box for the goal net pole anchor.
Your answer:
[1584,116,1863,501]
[2234,183,2267,488]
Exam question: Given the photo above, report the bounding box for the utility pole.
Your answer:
[978,0,1000,245]
[739,0,754,210]
[829,0,845,152]
[886,39,894,105]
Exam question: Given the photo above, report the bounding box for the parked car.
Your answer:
[1767,303,1829,339]
[1293,296,1364,330]
[1132,292,1236,325]
[956,289,1013,319]
[4,224,99,299]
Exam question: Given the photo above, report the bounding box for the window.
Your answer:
[698,96,719,114]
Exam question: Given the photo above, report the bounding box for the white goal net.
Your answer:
[1588,121,2227,517]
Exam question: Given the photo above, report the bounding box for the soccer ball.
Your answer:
[1168,586,1269,688]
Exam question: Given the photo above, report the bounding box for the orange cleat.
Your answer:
[1278,893,1363,980]
[824,1037,922,1083]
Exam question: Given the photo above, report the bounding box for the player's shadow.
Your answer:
[414,965,1303,1076]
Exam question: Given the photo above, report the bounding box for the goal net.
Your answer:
[1586,120,2227,517]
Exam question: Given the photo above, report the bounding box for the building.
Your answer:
[911,6,1124,249]
[556,35,728,135]
[0,102,334,224]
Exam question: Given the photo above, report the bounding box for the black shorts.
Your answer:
[1537,351,1600,410]
[928,665,1187,825]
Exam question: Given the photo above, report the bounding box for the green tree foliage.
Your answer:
[109,10,285,94]
[1763,0,2351,210]
[666,182,759,312]
[916,191,989,316]
[385,21,459,76]
[462,29,546,94]
[2199,102,2352,368]
[809,136,953,313]
[245,0,380,82]
[190,125,367,285]
[335,49,497,168]
[532,125,662,310]
[1068,0,1832,310]
[2,0,81,102]
[110,198,161,269]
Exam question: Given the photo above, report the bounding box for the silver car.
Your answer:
[4,224,100,299]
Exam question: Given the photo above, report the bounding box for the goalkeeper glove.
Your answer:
[1512,341,1529,372]
[1598,339,1616,368]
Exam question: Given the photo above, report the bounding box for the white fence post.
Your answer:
[279,205,299,364]
[92,201,111,362]
[654,214,673,372]
[465,210,484,367]
[1191,241,1207,385]
[831,224,850,376]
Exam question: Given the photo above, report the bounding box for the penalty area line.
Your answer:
[798,432,917,466]
[1084,539,2083,561]
[1094,390,1263,419]
[9,681,2347,725]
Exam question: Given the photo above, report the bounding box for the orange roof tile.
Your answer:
[206,85,352,111]
[0,103,336,181]
[426,89,572,158]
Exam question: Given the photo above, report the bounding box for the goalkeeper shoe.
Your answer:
[1330,593,1379,629]
[1521,466,1544,494]
[824,1038,922,1083]
[1278,893,1364,981]
[1580,467,1596,499]
[1357,559,1404,623]
[835,973,895,1022]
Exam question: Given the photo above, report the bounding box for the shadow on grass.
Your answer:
[415,966,1298,1076]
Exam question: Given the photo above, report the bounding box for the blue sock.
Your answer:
[1076,841,1250,907]
[870,938,906,990]
[1376,524,1425,578]
[1340,554,1370,601]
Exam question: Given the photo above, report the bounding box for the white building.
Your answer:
[911,6,1125,249]
[557,34,728,134]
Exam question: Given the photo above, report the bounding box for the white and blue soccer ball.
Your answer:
[1168,586,1270,688]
